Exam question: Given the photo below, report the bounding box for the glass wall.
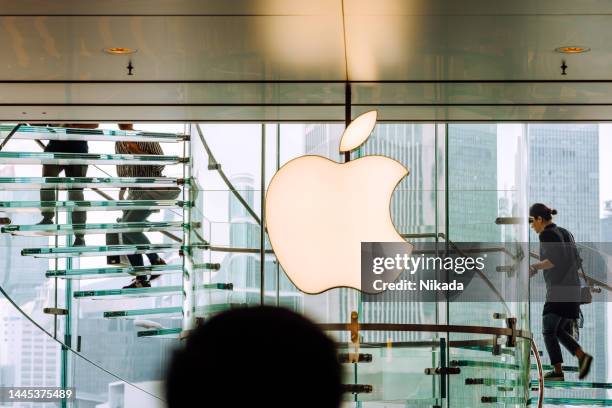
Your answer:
[0,121,609,407]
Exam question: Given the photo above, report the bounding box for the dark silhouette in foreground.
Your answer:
[165,306,343,408]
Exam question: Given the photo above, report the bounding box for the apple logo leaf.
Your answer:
[339,110,378,153]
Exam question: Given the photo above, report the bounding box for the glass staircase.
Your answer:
[1,123,611,408]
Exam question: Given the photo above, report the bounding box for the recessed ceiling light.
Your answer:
[555,46,590,54]
[104,47,137,55]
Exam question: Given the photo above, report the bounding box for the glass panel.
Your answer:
[528,124,611,403]
[339,341,441,404]
[446,124,530,407]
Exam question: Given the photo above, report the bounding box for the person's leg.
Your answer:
[120,208,149,288]
[556,318,580,355]
[557,318,593,379]
[65,165,88,245]
[121,209,150,268]
[122,199,161,264]
[542,313,565,377]
[40,165,61,222]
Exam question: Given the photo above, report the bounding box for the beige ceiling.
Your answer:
[0,0,611,121]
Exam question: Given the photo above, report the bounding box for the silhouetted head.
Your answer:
[529,203,557,234]
[165,306,343,408]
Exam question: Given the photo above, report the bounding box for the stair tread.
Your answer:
[46,264,183,279]
[0,200,188,212]
[3,221,185,236]
[0,151,182,165]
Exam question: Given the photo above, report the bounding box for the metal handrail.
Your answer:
[195,124,261,225]
[0,123,22,151]
[0,283,165,402]
[319,322,532,339]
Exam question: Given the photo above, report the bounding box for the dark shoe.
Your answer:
[578,353,593,380]
[149,258,166,281]
[122,278,151,289]
[72,236,85,246]
[543,370,564,381]
[37,217,53,225]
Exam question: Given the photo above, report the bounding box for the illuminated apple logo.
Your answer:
[265,111,412,294]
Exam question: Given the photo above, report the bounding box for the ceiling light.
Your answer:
[555,46,590,54]
[104,47,137,55]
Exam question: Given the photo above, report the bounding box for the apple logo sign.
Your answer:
[265,111,413,294]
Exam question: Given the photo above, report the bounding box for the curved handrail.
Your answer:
[195,124,261,225]
[0,284,165,403]
[0,123,22,151]
[530,339,544,408]
[319,322,532,339]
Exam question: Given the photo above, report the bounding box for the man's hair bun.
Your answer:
[550,209,558,215]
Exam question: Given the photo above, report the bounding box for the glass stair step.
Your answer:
[530,380,612,389]
[104,307,183,319]
[2,125,187,143]
[75,285,183,299]
[453,360,579,372]
[0,177,183,189]
[134,304,248,338]
[528,397,612,406]
[3,221,186,236]
[192,263,221,270]
[137,328,182,338]
[0,152,184,165]
[342,384,372,394]
[22,243,182,258]
[453,344,516,357]
[74,283,232,299]
[451,360,520,371]
[465,378,521,386]
[0,200,189,212]
[533,364,579,373]
[482,396,526,404]
[46,264,183,279]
